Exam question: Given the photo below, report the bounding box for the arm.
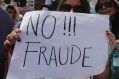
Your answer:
[93,31,116,79]
[3,28,21,79]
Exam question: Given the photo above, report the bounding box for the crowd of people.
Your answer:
[0,0,119,79]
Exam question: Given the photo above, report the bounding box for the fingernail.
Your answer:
[106,30,109,32]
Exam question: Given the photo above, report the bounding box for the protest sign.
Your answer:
[7,11,109,79]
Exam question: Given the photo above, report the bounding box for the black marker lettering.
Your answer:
[49,46,57,67]
[68,17,71,36]
[70,45,81,64]
[23,42,40,67]
[64,16,66,35]
[82,47,92,67]
[26,14,40,36]
[74,17,76,35]
[41,15,56,39]
[59,47,69,65]
[38,46,49,65]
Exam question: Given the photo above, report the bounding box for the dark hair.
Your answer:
[43,0,60,10]
[34,0,45,10]
[46,0,90,13]
[57,0,90,13]
[6,5,16,13]
[78,0,90,13]
[95,0,119,13]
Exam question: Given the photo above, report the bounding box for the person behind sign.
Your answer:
[95,0,119,78]
[6,5,22,28]
[95,0,119,43]
[3,0,116,79]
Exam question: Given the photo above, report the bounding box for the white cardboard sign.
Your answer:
[7,11,109,79]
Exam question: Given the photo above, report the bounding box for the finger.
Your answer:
[4,40,13,48]
[106,31,115,42]
[106,31,116,52]
[13,29,21,41]
[9,29,21,41]
[12,32,21,42]
[7,34,16,44]
[106,31,115,39]
[116,40,119,44]
[14,28,21,33]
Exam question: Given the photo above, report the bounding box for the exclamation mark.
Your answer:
[74,17,76,35]
[68,17,71,36]
[64,16,66,35]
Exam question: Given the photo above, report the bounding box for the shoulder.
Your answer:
[0,7,14,34]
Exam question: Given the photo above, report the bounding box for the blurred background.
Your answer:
[0,0,119,11]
